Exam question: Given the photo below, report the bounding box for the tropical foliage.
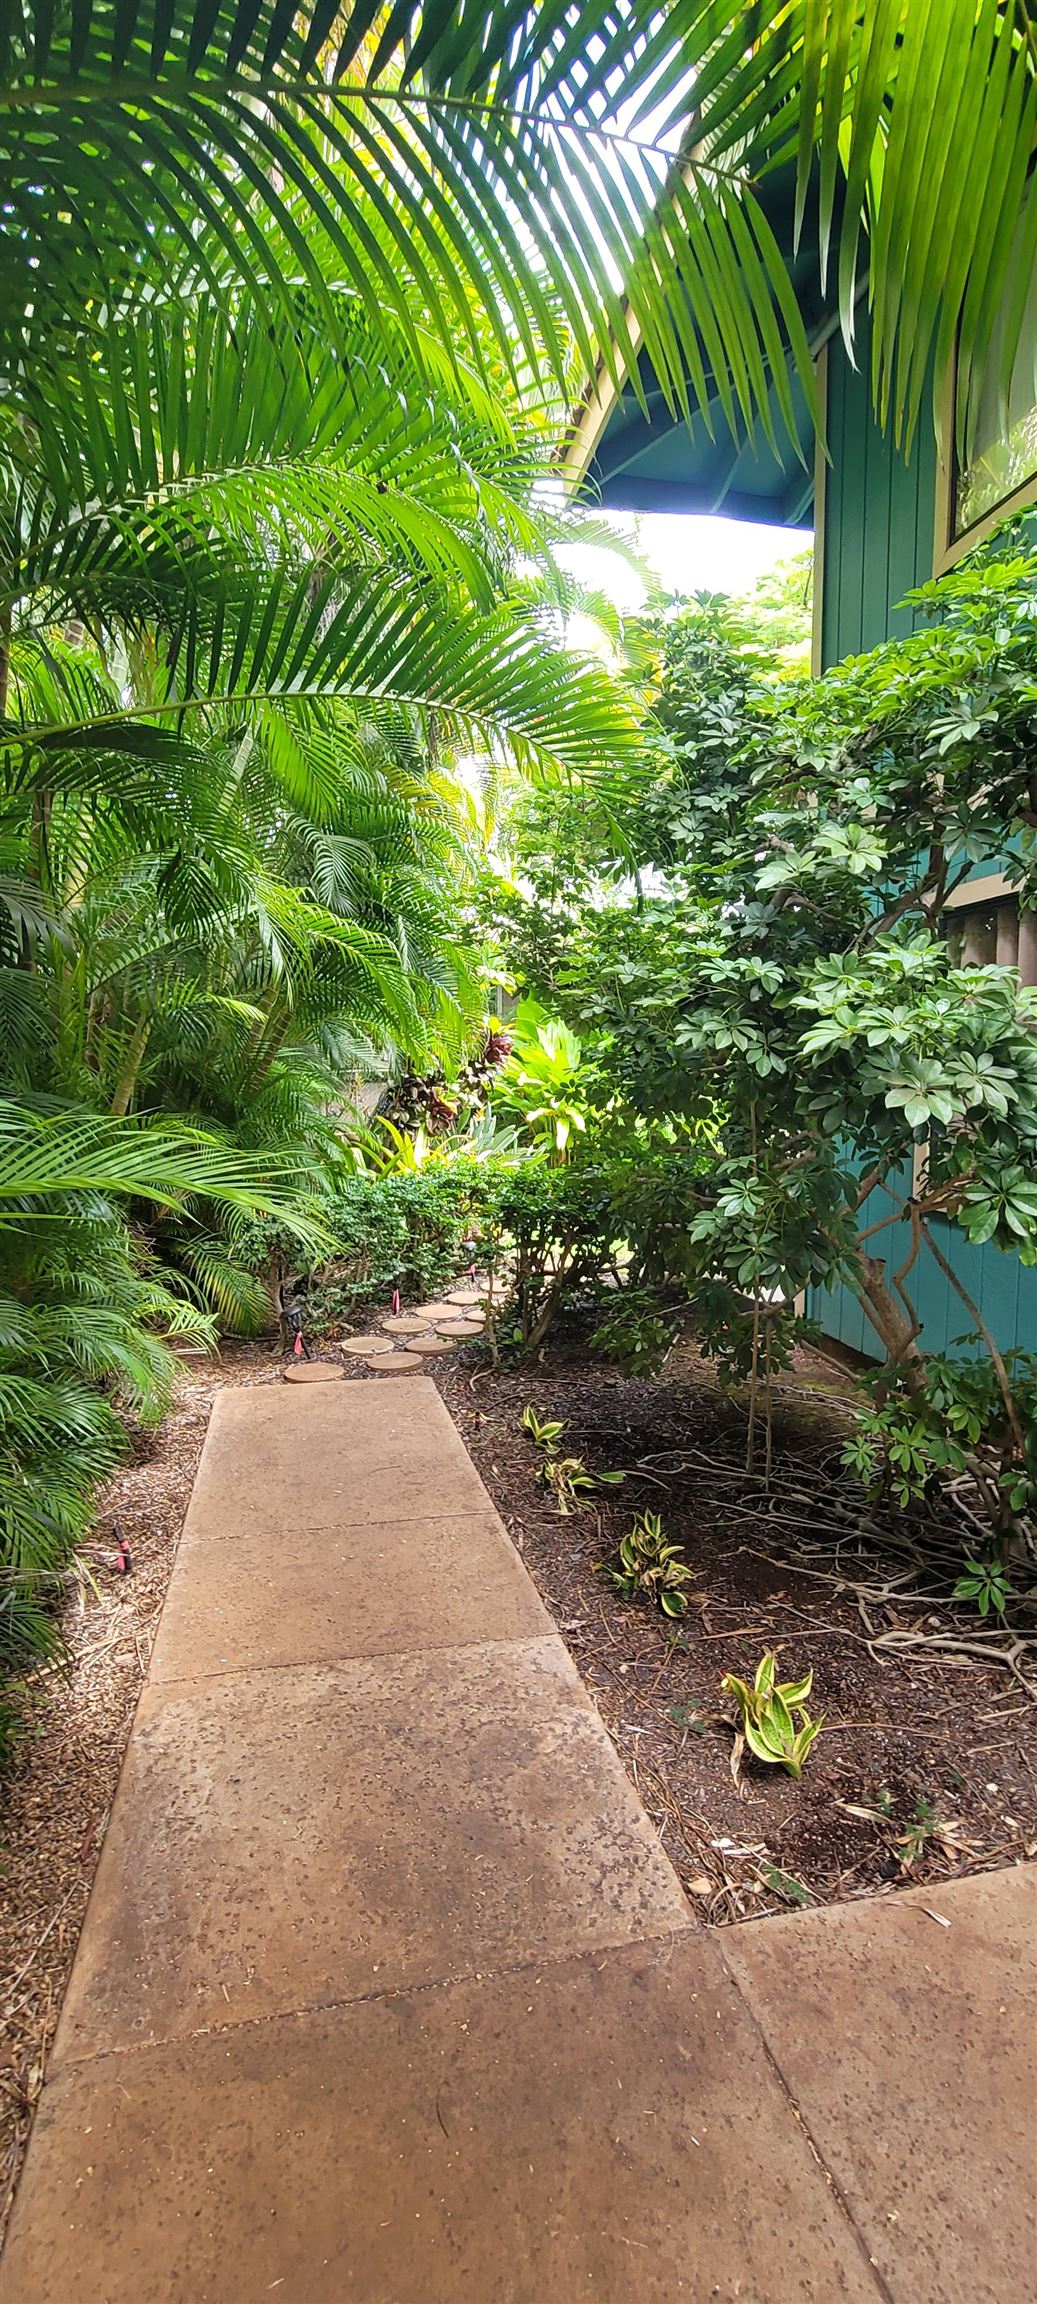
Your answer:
[737,551,813,674]
[0,5,653,1720]
[7,2,1037,461]
[7,1,1037,1720]
[254,1161,511,1332]
[2,276,640,1669]
[496,552,1037,1569]
[490,1001,588,1159]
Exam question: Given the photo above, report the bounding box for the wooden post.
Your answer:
[1018,908,1037,988]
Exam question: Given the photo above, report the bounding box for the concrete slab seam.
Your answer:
[714,1937,897,2304]
[145,1620,580,1693]
[45,1922,704,2079]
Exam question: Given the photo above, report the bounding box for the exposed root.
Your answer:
[618,1443,1037,1692]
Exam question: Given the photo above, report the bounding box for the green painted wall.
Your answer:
[808,329,1037,1362]
[818,326,938,666]
[811,1162,1037,1364]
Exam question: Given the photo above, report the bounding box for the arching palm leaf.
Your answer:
[7,3,1037,463]
[796,0,1037,452]
[0,2,816,455]
[0,1100,328,1228]
[13,579,640,782]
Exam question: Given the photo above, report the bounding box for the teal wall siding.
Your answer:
[808,330,1037,1361]
[810,1179,1037,1362]
[819,325,938,666]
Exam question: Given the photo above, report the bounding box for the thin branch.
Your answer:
[854,1164,893,1212]
[857,1203,906,1244]
[919,1219,1025,1454]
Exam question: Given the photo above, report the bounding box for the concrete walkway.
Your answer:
[4,1378,1034,2303]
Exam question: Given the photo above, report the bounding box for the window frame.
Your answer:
[934,350,1037,575]
[912,872,1035,1199]
[810,344,828,676]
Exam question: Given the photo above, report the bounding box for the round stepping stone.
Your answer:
[406,1335,457,1355]
[366,1350,428,1374]
[341,1334,395,1357]
[445,1286,485,1306]
[434,1317,484,1338]
[415,1302,458,1321]
[381,1313,431,1335]
[282,1361,343,1383]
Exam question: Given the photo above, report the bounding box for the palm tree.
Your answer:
[0,264,642,1695]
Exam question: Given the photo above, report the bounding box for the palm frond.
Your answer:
[796,0,1037,452]
[0,2,816,451]
[16,574,642,781]
[0,1100,329,1231]
[6,3,1037,464]
[175,1232,272,1333]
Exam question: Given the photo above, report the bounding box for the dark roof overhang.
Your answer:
[567,162,840,532]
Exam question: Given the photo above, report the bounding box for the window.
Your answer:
[913,884,1036,1202]
[945,884,1037,986]
[955,267,1037,538]
[936,181,1037,565]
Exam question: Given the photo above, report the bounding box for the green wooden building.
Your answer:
[573,285,1037,1363]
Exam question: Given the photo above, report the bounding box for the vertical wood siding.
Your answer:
[819,327,938,666]
[808,331,1037,1359]
[810,1175,1037,1362]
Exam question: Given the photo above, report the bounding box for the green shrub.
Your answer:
[242,1147,687,1364]
[243,1155,624,1345]
[266,1162,511,1331]
[500,557,1037,1552]
[483,1160,625,1351]
[843,1349,1037,1550]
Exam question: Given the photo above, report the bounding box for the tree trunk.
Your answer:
[852,1250,927,1393]
[110,1015,151,1117]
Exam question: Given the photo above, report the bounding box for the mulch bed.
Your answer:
[0,1340,276,2242]
[434,1337,1037,1926]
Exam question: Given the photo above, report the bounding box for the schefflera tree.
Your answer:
[550,550,1037,1558]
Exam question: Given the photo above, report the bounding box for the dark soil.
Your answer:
[434,1336,1037,1926]
[0,1340,276,2241]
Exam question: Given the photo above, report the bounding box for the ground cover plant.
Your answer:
[605,1509,696,1618]
[720,1652,824,1779]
